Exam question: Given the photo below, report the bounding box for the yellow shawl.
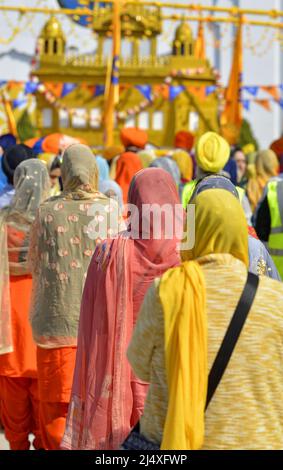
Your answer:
[159,189,248,450]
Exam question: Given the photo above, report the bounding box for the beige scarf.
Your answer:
[0,159,50,354]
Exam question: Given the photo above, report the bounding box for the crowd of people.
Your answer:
[0,126,283,450]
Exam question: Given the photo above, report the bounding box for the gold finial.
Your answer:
[174,20,193,43]
[40,16,65,41]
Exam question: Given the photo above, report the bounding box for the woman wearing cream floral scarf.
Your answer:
[28,143,123,450]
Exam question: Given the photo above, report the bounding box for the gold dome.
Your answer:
[174,21,193,43]
[40,16,65,40]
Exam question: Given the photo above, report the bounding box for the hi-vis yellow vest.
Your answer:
[267,178,283,279]
[182,179,245,209]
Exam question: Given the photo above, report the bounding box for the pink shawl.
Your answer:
[62,168,183,449]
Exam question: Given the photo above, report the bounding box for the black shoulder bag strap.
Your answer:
[130,272,259,438]
[205,271,259,410]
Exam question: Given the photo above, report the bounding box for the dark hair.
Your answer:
[0,133,16,152]
[49,155,63,191]
[2,144,36,185]
[50,155,61,172]
[230,146,243,159]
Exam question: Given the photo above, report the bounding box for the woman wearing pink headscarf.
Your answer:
[61,168,183,450]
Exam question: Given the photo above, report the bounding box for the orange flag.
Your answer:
[255,99,271,111]
[44,83,63,98]
[221,21,243,143]
[195,21,206,60]
[153,84,169,100]
[187,85,205,101]
[261,86,280,101]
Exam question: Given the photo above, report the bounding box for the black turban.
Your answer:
[1,144,36,185]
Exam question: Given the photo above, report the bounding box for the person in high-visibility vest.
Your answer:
[182,132,252,224]
[186,174,280,280]
[183,177,246,206]
[254,174,283,279]
[247,149,279,213]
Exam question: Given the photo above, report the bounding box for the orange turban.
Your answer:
[174,131,195,151]
[270,137,283,157]
[120,128,148,149]
[115,152,143,204]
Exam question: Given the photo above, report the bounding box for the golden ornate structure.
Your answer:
[33,3,219,146]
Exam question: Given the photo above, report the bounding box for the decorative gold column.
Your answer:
[38,38,43,55]
[53,107,59,132]
[132,37,140,64]
[151,36,157,64]
[58,38,63,55]
[174,40,181,55]
[97,36,103,65]
[184,42,190,56]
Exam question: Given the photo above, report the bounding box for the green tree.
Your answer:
[17,109,36,142]
[239,119,259,150]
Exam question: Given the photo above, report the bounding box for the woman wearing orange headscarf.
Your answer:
[247,149,279,212]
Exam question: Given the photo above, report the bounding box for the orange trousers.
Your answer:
[38,402,70,451]
[37,346,77,450]
[0,376,42,450]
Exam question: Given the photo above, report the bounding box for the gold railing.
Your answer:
[0,2,282,29]
[41,53,170,68]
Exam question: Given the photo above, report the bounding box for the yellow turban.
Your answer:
[196,132,230,173]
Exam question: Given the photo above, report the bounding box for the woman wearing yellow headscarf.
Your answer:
[247,149,279,212]
[128,189,283,450]
[172,150,193,182]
